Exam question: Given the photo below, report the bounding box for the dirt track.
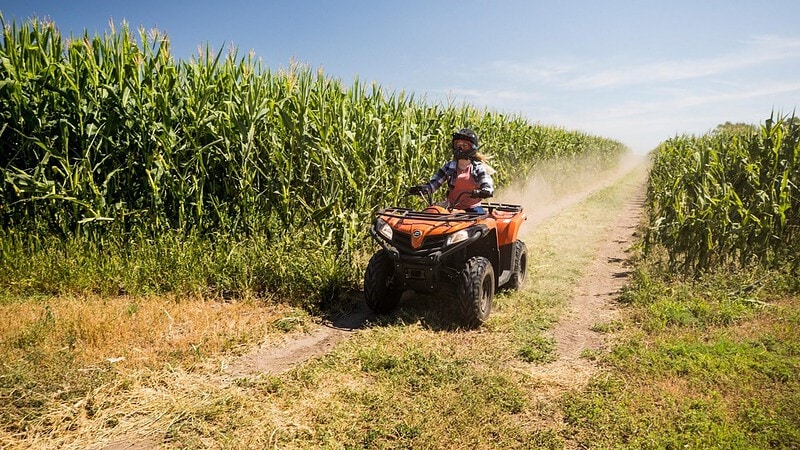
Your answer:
[225,156,648,382]
[534,174,645,390]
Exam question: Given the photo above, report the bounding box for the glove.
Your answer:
[471,189,492,199]
[407,185,427,195]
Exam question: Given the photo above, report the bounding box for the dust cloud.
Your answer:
[494,151,649,234]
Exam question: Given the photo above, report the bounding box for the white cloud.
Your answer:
[564,35,800,90]
[427,87,542,110]
[484,60,576,84]
[417,34,800,153]
[671,82,800,109]
[558,81,800,123]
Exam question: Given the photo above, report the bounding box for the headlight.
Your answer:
[376,218,393,240]
[445,229,470,246]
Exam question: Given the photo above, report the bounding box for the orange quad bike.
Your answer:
[364,189,528,328]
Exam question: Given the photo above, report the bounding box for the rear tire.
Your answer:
[456,256,495,328]
[507,240,528,290]
[364,250,403,314]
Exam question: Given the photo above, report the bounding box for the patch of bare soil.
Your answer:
[100,437,162,450]
[224,298,373,379]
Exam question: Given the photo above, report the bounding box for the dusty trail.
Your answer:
[534,175,646,390]
[225,154,649,380]
[225,301,371,377]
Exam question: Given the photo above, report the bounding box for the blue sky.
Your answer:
[3,0,800,153]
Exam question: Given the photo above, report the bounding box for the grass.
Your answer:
[0,294,309,447]
[0,231,361,305]
[562,263,800,448]
[0,160,647,449]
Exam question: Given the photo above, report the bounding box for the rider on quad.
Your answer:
[364,128,527,328]
[408,128,494,213]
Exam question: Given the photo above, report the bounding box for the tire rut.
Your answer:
[534,174,647,390]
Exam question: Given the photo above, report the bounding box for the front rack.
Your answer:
[376,202,523,222]
[377,208,482,222]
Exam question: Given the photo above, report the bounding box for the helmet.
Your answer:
[451,128,479,160]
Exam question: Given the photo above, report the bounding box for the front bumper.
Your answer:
[369,224,488,292]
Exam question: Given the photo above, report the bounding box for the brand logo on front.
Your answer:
[413,230,422,238]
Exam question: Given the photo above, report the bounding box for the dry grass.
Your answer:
[0,294,305,369]
[0,294,309,449]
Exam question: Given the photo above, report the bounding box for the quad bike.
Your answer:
[364,189,528,328]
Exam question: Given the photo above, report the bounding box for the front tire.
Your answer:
[456,256,495,328]
[364,250,403,314]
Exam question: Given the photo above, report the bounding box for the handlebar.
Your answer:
[404,186,492,211]
[405,186,433,206]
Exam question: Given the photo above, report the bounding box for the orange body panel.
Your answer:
[492,209,527,246]
[378,203,526,249]
[383,213,492,249]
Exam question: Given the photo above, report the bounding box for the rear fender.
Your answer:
[492,209,526,247]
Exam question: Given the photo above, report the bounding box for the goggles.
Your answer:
[453,140,474,150]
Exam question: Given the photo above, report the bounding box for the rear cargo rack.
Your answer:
[483,202,523,213]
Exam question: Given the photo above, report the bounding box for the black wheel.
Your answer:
[364,250,403,314]
[507,240,528,290]
[456,256,495,328]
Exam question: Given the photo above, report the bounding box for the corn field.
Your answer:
[645,115,800,273]
[0,16,626,300]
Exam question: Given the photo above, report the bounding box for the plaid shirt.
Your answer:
[423,160,494,196]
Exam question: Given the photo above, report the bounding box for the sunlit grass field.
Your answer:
[563,266,800,448]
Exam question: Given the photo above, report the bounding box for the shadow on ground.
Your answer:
[324,290,466,332]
